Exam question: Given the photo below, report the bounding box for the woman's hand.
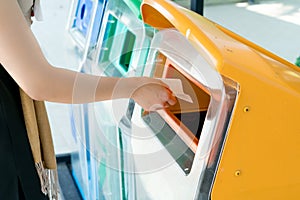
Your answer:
[131,77,177,111]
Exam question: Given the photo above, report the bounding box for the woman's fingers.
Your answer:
[166,89,177,106]
[131,77,177,111]
[158,86,177,107]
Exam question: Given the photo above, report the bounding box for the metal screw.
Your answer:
[244,106,250,112]
[235,170,241,176]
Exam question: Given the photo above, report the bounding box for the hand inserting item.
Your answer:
[159,78,193,103]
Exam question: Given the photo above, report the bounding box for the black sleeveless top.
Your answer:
[0,64,47,200]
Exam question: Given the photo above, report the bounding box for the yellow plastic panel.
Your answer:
[141,0,300,199]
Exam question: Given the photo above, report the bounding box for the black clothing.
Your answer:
[0,64,48,200]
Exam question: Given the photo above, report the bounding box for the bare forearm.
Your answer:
[35,66,141,104]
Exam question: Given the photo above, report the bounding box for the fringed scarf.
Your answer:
[16,1,58,198]
[20,89,59,199]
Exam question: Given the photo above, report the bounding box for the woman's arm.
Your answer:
[0,0,176,110]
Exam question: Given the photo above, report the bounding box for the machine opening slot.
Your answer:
[99,14,117,62]
[119,30,136,72]
[98,14,136,76]
[173,112,207,140]
[142,54,211,174]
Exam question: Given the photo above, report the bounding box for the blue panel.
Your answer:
[71,0,108,47]
[90,0,107,46]
[73,0,94,37]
